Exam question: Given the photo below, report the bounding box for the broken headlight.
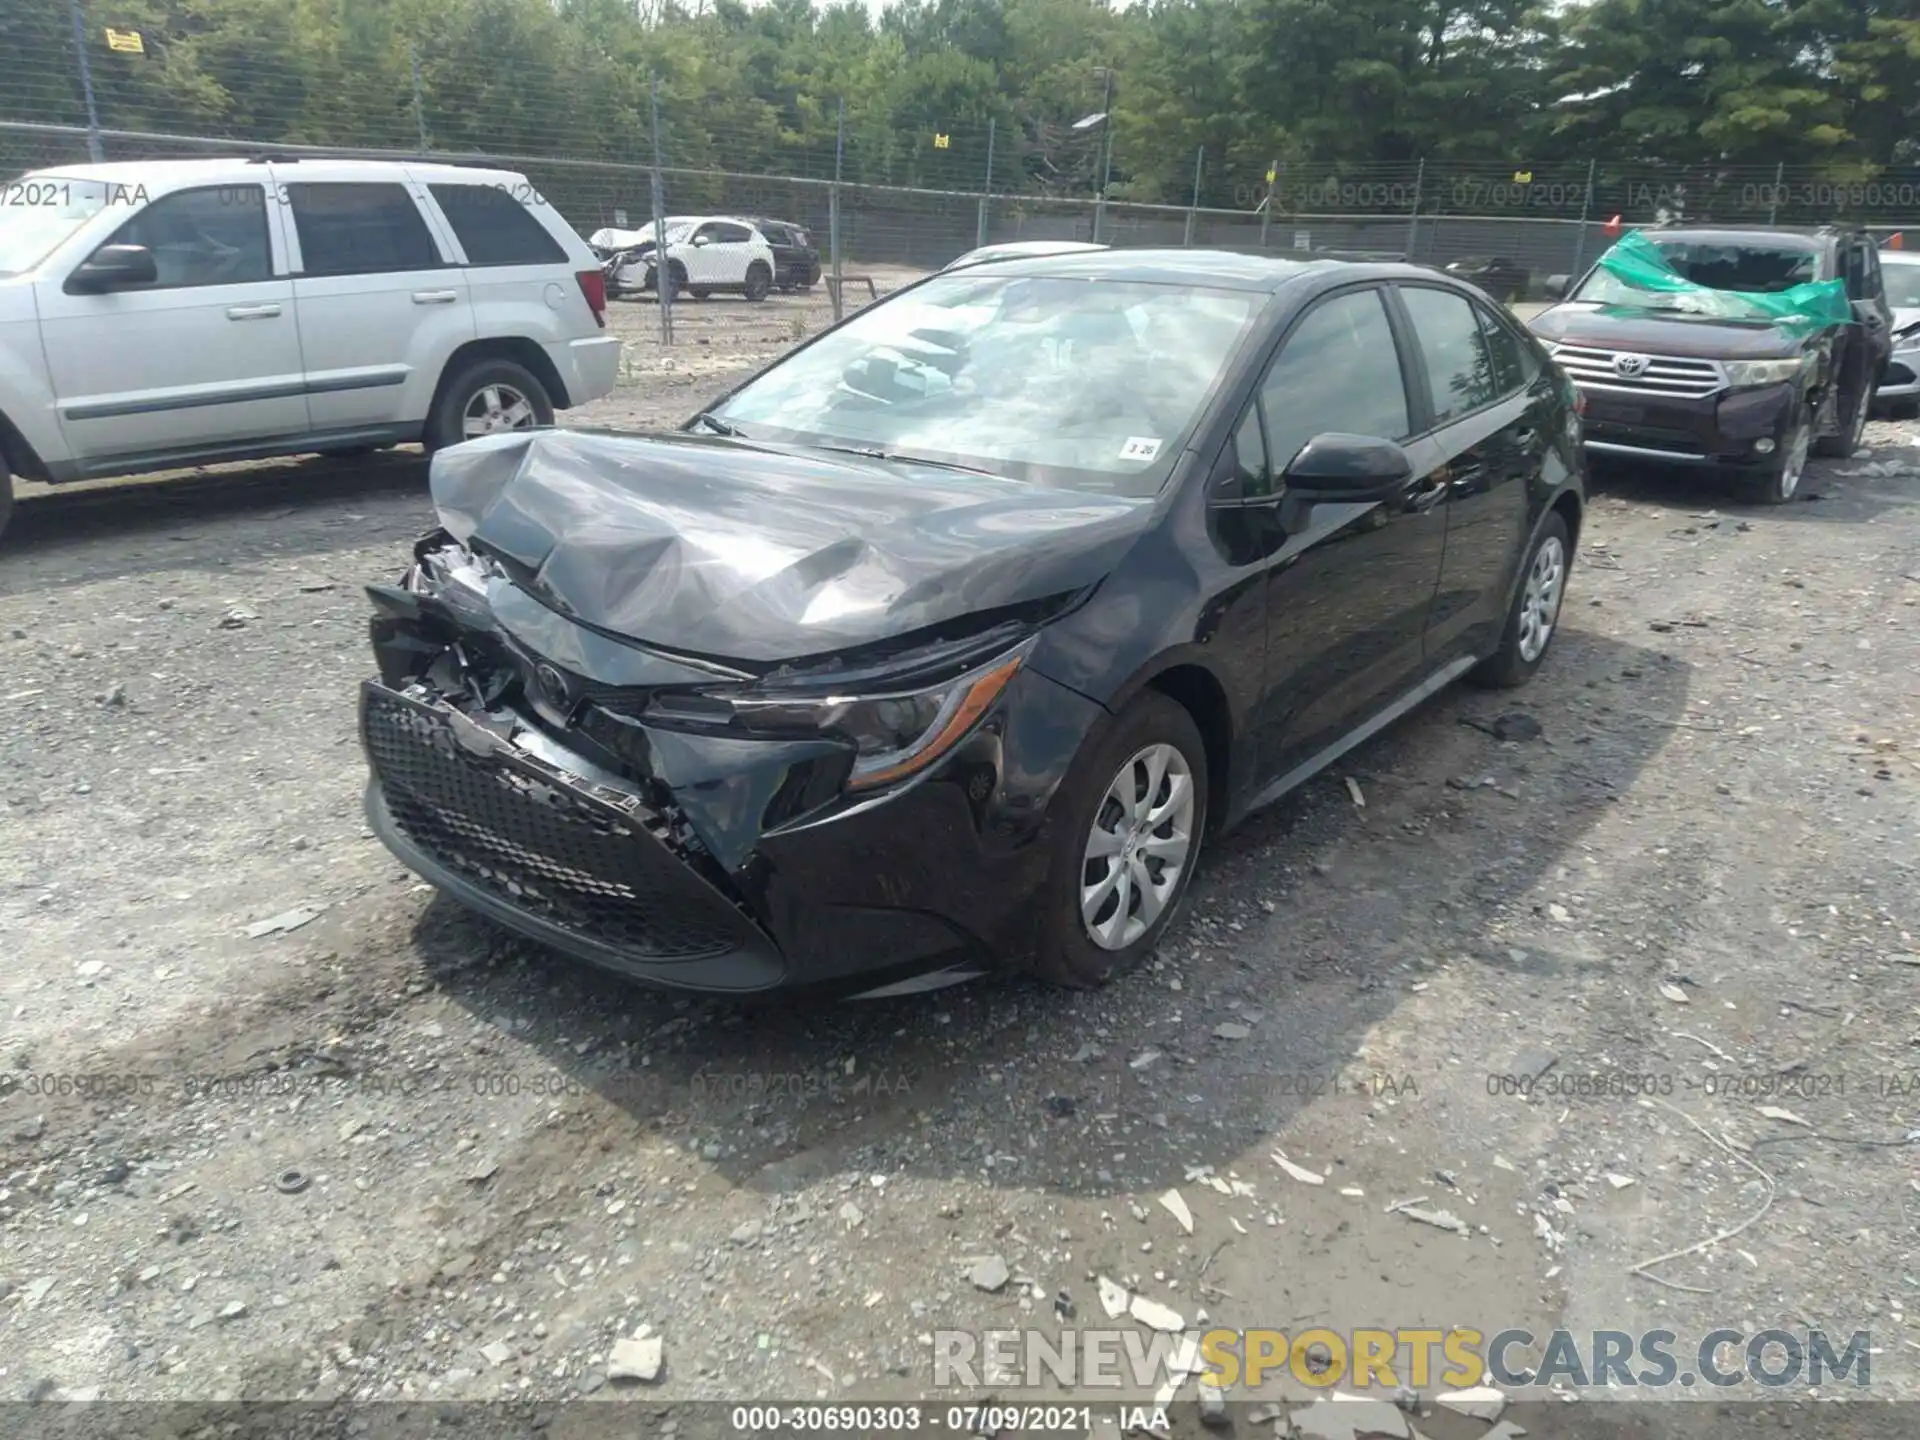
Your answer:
[715,637,1035,792]
[1723,355,1812,389]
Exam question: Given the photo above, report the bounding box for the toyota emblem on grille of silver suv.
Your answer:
[1613,353,1650,377]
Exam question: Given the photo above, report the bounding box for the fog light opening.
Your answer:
[1754,437,1777,455]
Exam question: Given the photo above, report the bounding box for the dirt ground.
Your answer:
[3,281,1919,1440]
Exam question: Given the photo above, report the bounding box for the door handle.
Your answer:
[1409,476,1451,512]
[412,290,459,305]
[226,303,281,320]
[1512,427,1536,445]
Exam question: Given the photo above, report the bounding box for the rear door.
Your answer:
[425,179,596,353]
[279,167,475,433]
[35,180,307,465]
[1390,283,1548,663]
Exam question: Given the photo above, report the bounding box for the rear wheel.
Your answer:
[1034,693,1209,988]
[425,358,554,453]
[1470,512,1570,689]
[1734,398,1812,505]
[744,262,772,303]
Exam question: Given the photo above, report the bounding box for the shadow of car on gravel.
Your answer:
[404,625,1692,1203]
[1584,453,1903,525]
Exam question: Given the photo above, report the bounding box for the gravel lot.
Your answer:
[3,280,1919,1439]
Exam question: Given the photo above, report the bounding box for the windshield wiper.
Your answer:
[691,412,745,437]
[806,442,999,477]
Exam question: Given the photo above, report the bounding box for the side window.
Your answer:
[1399,286,1499,425]
[98,185,271,288]
[691,223,721,244]
[1257,288,1411,473]
[429,184,567,266]
[287,183,442,277]
[1474,303,1538,398]
[715,222,754,244]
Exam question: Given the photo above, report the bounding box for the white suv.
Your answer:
[0,157,623,539]
[589,215,778,302]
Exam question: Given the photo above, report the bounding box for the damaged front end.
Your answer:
[359,530,1085,995]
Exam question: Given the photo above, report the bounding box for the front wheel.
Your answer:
[1470,512,1571,689]
[424,359,554,453]
[743,262,772,303]
[1733,398,1812,505]
[1812,376,1869,459]
[1034,693,1209,988]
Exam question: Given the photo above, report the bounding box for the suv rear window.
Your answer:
[431,184,568,266]
[288,183,442,276]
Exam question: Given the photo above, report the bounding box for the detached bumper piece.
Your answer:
[360,681,785,992]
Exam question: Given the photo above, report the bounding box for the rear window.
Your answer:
[431,183,568,266]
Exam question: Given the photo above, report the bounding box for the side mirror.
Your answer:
[66,243,158,294]
[692,234,711,247]
[1543,274,1570,301]
[1283,433,1416,504]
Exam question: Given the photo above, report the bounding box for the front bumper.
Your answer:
[359,658,1101,996]
[1575,381,1799,467]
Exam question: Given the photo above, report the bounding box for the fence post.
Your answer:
[409,45,429,153]
[1768,160,1784,225]
[1093,66,1114,244]
[650,74,672,347]
[1568,157,1597,281]
[66,0,104,162]
[976,117,995,249]
[1404,157,1424,261]
[830,99,845,324]
[1184,146,1203,246]
[1259,159,1279,249]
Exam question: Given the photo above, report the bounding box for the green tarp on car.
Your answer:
[1594,230,1854,339]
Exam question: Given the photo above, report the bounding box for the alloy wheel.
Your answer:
[1081,742,1197,952]
[460,384,537,440]
[1516,534,1567,665]
[1778,415,1811,500]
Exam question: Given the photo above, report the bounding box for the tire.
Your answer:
[1733,397,1812,505]
[0,452,13,545]
[1033,692,1209,989]
[743,262,772,303]
[1894,398,1920,421]
[424,358,554,453]
[1812,374,1869,458]
[1470,511,1571,689]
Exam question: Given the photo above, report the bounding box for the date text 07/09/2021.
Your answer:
[727,1404,1110,1436]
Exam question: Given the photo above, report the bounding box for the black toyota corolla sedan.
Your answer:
[359,250,1584,998]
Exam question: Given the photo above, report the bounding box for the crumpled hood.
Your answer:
[1529,302,1805,359]
[430,429,1155,665]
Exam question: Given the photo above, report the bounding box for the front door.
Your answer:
[683,220,752,291]
[1245,285,1451,781]
[36,181,307,466]
[280,168,474,432]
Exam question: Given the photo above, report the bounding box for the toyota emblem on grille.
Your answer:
[1613,353,1650,377]
[534,662,572,708]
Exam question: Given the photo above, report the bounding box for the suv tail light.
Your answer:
[575,269,607,328]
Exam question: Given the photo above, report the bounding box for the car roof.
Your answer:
[947,246,1408,293]
[29,156,536,187]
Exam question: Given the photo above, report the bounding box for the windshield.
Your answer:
[1573,240,1819,310]
[709,274,1260,495]
[1886,262,1920,309]
[0,176,112,276]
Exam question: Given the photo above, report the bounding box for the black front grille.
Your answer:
[363,686,748,960]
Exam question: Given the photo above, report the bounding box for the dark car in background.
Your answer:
[1445,256,1531,303]
[742,216,821,291]
[358,250,1584,999]
[1530,226,1891,503]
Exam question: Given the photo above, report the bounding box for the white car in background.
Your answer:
[0,156,621,540]
[1877,247,1920,417]
[588,216,777,302]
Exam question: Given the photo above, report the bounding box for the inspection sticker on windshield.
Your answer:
[1120,436,1163,462]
